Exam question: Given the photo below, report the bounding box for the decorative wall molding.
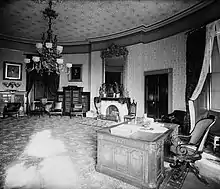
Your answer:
[0,0,219,54]
[101,43,128,59]
[0,0,215,45]
[2,81,21,88]
[89,0,214,43]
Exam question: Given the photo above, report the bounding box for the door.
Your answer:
[145,74,168,119]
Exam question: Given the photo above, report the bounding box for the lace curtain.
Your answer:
[188,20,219,132]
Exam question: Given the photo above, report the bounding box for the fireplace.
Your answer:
[100,98,129,122]
[106,105,119,115]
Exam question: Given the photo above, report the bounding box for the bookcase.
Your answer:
[57,91,64,102]
[63,86,83,115]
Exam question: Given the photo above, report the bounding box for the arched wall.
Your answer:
[0,32,187,118]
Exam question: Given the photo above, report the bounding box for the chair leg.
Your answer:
[170,161,188,181]
[170,159,185,169]
[188,163,209,185]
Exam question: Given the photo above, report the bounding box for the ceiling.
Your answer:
[0,0,216,44]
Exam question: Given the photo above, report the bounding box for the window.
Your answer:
[210,36,220,111]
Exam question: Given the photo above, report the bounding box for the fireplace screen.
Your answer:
[105,105,119,121]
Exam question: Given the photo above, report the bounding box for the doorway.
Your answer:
[144,69,172,119]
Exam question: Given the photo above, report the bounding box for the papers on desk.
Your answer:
[110,124,140,137]
[139,123,168,133]
[110,123,168,137]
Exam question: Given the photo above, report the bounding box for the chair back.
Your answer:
[189,115,216,152]
[72,103,83,112]
[53,101,63,110]
[129,100,137,116]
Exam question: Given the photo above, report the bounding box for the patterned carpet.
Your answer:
[0,116,188,189]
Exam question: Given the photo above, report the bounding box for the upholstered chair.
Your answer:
[3,103,21,118]
[170,115,216,185]
[48,102,63,117]
[70,103,83,118]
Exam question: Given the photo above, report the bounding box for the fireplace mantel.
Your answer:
[99,97,129,122]
[101,97,120,101]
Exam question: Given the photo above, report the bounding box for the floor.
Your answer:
[0,116,220,189]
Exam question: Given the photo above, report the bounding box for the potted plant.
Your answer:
[99,83,107,97]
[108,84,114,97]
[114,82,120,98]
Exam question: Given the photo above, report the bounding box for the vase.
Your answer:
[116,93,120,98]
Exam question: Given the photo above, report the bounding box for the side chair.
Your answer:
[29,101,44,117]
[169,115,216,185]
[48,101,63,117]
[70,103,83,118]
[124,100,137,122]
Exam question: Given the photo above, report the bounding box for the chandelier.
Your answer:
[24,0,72,75]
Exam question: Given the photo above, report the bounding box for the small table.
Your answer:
[96,122,178,189]
[207,133,220,153]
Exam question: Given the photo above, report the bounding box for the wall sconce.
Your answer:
[66,63,72,75]
[2,82,21,88]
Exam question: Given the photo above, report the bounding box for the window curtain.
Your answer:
[43,72,60,99]
[188,21,217,133]
[216,20,220,54]
[26,55,37,113]
[185,27,206,134]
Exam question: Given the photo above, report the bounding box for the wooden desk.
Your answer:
[96,122,178,189]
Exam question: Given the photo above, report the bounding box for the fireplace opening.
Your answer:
[105,105,119,122]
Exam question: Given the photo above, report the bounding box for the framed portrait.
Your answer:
[69,64,82,82]
[3,62,22,80]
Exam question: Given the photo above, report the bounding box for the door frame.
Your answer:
[144,68,173,115]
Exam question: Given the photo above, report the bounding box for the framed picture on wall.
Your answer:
[69,64,82,82]
[3,61,22,80]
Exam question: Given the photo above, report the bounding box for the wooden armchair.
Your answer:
[48,102,63,117]
[3,103,21,118]
[170,115,216,185]
[70,103,83,118]
[124,100,137,122]
[29,101,44,117]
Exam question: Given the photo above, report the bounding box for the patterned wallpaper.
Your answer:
[0,0,202,43]
[126,32,187,117]
[86,32,187,116]
[58,53,89,91]
[142,33,187,111]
